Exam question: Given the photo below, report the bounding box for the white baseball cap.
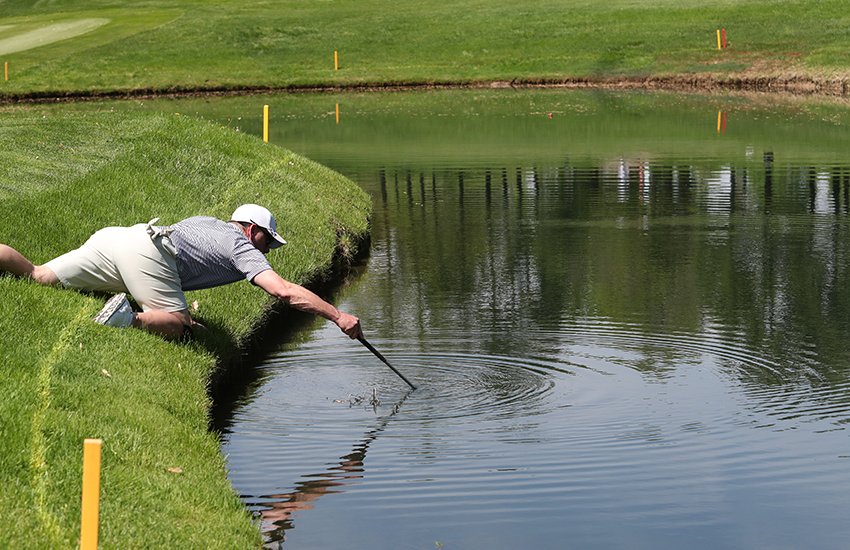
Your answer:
[230,204,287,248]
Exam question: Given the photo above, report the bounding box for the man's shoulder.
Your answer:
[177,215,225,226]
[173,216,239,233]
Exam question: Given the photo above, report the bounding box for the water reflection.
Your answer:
[191,89,850,549]
[246,390,413,548]
[368,156,850,385]
[376,158,850,218]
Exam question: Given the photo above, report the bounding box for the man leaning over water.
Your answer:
[0,204,362,341]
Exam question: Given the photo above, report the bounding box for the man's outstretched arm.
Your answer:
[252,269,362,339]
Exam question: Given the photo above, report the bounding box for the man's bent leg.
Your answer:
[132,309,192,341]
[0,244,60,285]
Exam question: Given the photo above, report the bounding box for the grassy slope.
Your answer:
[0,0,849,98]
[0,111,370,548]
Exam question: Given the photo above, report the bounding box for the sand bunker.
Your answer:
[0,19,110,56]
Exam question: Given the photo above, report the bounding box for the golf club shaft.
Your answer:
[357,336,417,390]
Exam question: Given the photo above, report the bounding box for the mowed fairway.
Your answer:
[0,0,848,97]
[0,18,110,55]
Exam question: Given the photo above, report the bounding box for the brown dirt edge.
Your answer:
[2,73,849,104]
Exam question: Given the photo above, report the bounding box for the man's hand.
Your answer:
[336,312,363,339]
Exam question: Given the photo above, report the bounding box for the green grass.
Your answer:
[0,0,849,98]
[0,111,370,548]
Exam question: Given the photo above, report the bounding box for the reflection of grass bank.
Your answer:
[110,87,850,169]
[1,0,850,99]
[0,111,370,548]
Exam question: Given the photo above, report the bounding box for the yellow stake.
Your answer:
[717,110,722,133]
[717,30,721,50]
[80,439,102,550]
[336,103,340,124]
[263,105,269,143]
[335,51,338,71]
[4,62,7,81]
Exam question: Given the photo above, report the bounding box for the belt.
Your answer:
[145,218,173,239]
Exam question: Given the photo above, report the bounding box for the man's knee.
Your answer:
[132,309,192,340]
[169,308,192,326]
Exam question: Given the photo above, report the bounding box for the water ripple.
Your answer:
[248,344,563,425]
[398,352,558,421]
[223,329,850,550]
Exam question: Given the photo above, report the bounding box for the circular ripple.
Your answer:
[250,342,563,425]
[394,352,559,422]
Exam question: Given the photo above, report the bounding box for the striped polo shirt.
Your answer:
[163,216,272,291]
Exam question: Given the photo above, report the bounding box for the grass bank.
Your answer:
[0,111,371,548]
[0,0,850,100]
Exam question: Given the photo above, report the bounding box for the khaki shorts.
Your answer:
[45,222,188,312]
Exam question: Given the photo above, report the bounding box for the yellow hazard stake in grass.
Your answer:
[80,439,102,550]
[263,105,269,143]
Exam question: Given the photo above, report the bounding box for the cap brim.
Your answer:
[268,232,287,248]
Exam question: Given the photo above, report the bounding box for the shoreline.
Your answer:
[2,73,849,105]
[208,237,371,432]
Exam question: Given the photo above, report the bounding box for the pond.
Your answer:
[132,89,850,549]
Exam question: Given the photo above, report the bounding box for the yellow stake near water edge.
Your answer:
[80,439,102,550]
[335,50,338,71]
[263,105,269,143]
[717,30,722,50]
[4,62,7,81]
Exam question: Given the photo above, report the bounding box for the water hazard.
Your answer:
[130,89,850,549]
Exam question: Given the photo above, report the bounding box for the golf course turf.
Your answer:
[2,0,850,101]
[0,110,370,549]
[1,0,849,547]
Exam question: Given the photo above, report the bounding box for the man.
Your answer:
[0,204,362,341]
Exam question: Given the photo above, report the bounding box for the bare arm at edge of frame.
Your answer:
[252,269,363,339]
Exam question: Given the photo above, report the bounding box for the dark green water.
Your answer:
[132,89,850,549]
